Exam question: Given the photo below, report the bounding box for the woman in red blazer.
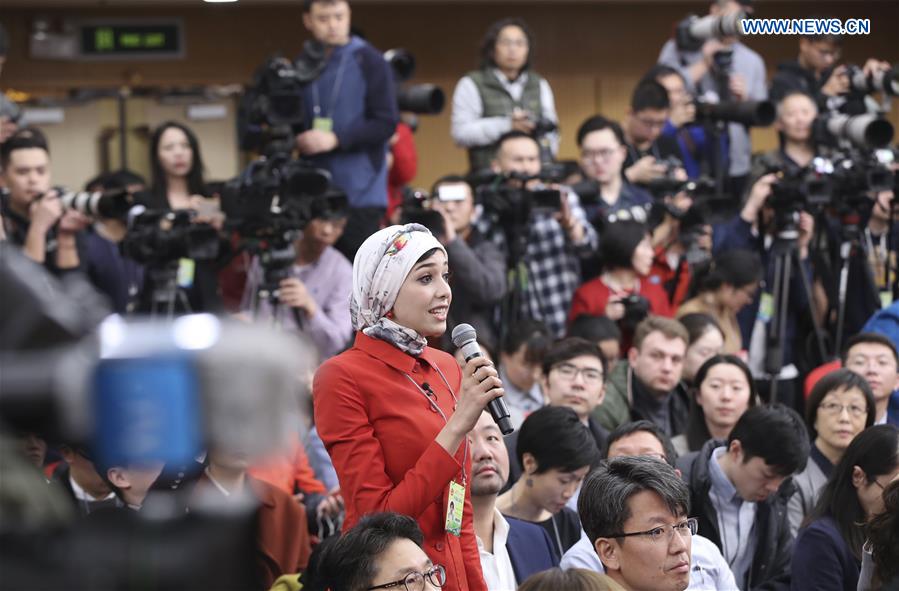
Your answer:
[569,220,672,349]
[314,224,503,591]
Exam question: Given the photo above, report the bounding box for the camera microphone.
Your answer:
[451,323,514,435]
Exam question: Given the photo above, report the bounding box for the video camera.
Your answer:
[123,207,221,266]
[675,10,746,52]
[384,49,446,115]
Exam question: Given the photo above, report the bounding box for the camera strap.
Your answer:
[312,49,349,121]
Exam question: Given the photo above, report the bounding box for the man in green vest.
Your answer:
[451,17,559,173]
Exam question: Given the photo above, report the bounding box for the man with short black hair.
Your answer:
[578,456,694,591]
[622,80,686,187]
[843,332,899,426]
[593,316,690,436]
[568,314,623,370]
[497,318,551,422]
[296,0,398,260]
[677,403,809,589]
[480,131,598,337]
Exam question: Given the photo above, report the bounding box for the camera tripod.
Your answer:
[248,241,306,332]
[764,214,828,404]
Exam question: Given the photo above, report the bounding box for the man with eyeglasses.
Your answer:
[575,456,695,591]
[561,421,738,590]
[677,403,810,589]
[503,337,609,487]
[843,332,899,426]
[621,80,688,188]
[576,115,653,227]
[312,511,447,591]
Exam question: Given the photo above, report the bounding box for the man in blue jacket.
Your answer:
[296,0,398,259]
[469,412,557,589]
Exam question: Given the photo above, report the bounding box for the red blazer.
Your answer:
[569,276,673,323]
[649,245,692,309]
[313,332,487,591]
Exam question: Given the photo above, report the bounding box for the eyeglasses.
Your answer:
[581,147,619,161]
[635,116,668,130]
[819,401,867,418]
[552,362,604,384]
[606,517,698,543]
[368,565,447,591]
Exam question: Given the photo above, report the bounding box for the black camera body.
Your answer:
[620,294,651,330]
[123,209,220,266]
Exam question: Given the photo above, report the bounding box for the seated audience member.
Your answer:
[678,403,810,590]
[569,221,673,348]
[575,115,653,226]
[787,369,877,537]
[190,447,312,588]
[505,337,608,485]
[0,128,90,274]
[578,456,694,591]
[479,131,598,337]
[562,420,737,590]
[677,249,762,354]
[16,432,47,470]
[50,445,117,516]
[497,319,552,422]
[678,313,725,388]
[791,424,899,591]
[517,568,620,591]
[568,314,623,371]
[859,476,899,591]
[593,317,689,436]
[647,189,702,310]
[469,412,558,589]
[309,512,446,591]
[241,191,353,360]
[429,174,507,350]
[713,172,815,408]
[621,80,686,187]
[843,332,899,426]
[497,406,599,559]
[672,354,758,456]
[451,17,559,173]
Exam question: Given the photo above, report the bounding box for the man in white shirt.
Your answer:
[469,412,556,590]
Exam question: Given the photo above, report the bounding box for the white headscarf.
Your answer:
[350,224,446,355]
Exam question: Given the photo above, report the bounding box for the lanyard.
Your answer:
[312,49,349,119]
[400,363,469,484]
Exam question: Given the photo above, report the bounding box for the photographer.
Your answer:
[240,191,353,361]
[658,0,767,194]
[428,175,508,351]
[479,130,598,337]
[769,31,890,115]
[575,115,653,225]
[451,17,559,173]
[621,80,687,187]
[0,128,90,274]
[713,172,816,407]
[296,0,398,259]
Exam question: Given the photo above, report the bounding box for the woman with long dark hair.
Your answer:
[314,224,503,591]
[677,249,762,354]
[787,369,876,537]
[671,354,757,455]
[148,121,208,210]
[791,424,899,591]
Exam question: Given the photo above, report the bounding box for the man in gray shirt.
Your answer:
[677,403,809,589]
[658,0,767,192]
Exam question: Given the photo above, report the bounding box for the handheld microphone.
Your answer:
[451,323,514,435]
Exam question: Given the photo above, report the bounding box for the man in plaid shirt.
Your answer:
[477,131,598,336]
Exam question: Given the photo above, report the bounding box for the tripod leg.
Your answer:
[792,250,829,365]
[834,242,852,356]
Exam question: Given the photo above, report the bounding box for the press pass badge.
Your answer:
[313,117,334,133]
[177,258,196,288]
[758,292,774,323]
[445,481,465,536]
[881,291,894,309]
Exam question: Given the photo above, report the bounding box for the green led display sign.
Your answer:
[80,22,183,59]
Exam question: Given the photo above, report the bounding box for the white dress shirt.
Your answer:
[476,508,518,591]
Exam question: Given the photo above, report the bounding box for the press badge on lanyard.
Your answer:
[445,480,465,536]
[311,50,347,137]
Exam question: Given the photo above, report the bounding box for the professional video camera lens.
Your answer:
[675,10,746,52]
[694,100,775,127]
[59,188,135,220]
[822,113,894,149]
[848,64,899,97]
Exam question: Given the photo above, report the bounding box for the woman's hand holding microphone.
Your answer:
[436,357,504,456]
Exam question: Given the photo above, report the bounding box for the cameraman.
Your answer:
[451,17,559,173]
[658,0,767,195]
[479,130,598,337]
[240,191,353,361]
[769,31,890,115]
[0,128,90,274]
[576,115,653,225]
[295,0,398,259]
[428,175,507,350]
[713,172,816,408]
[621,80,687,186]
